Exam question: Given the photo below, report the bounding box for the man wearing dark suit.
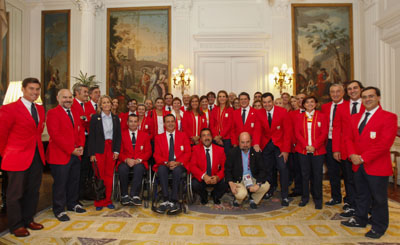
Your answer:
[0,78,45,237]
[321,84,349,206]
[84,85,101,132]
[225,132,270,209]
[118,114,152,206]
[46,89,86,221]
[190,128,226,205]
[253,93,292,206]
[333,80,365,217]
[341,87,397,239]
[153,114,191,214]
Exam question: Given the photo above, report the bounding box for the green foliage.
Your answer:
[72,71,99,88]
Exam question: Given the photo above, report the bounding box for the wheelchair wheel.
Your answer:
[112,170,120,201]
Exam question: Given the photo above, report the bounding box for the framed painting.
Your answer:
[107,6,171,110]
[41,10,70,111]
[291,4,353,103]
[0,12,9,106]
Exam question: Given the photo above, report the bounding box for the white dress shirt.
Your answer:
[91,100,97,111]
[75,98,85,111]
[358,105,379,128]
[157,115,164,134]
[166,130,176,160]
[63,107,74,124]
[21,97,40,121]
[241,105,251,123]
[306,110,315,147]
[328,99,343,139]
[350,98,362,114]
[171,110,183,130]
[266,106,275,120]
[201,145,213,179]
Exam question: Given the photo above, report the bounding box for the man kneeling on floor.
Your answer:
[225,132,270,209]
[190,128,226,205]
[118,114,152,206]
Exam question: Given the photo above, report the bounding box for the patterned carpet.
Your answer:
[1,183,400,244]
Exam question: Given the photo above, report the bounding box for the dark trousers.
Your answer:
[6,148,43,232]
[157,165,185,202]
[262,141,289,199]
[342,159,356,207]
[222,139,232,156]
[326,139,342,202]
[50,155,80,215]
[0,156,8,209]
[289,152,302,194]
[191,178,226,200]
[79,136,92,199]
[118,163,146,197]
[354,164,389,234]
[298,153,324,205]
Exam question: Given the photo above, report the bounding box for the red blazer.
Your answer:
[288,109,303,153]
[232,107,258,146]
[294,110,328,155]
[346,107,398,176]
[84,101,97,132]
[210,106,233,140]
[149,109,170,136]
[321,100,350,142]
[139,116,155,140]
[119,111,137,131]
[71,98,88,131]
[332,101,365,160]
[153,131,191,172]
[46,105,86,165]
[182,111,208,142]
[118,130,152,169]
[190,144,226,182]
[0,99,46,171]
[171,110,184,132]
[180,106,188,112]
[253,106,292,152]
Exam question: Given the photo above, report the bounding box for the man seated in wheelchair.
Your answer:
[118,114,152,206]
[153,114,191,214]
[190,128,226,205]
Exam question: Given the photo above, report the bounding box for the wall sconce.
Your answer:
[172,64,192,97]
[3,81,42,105]
[273,64,293,95]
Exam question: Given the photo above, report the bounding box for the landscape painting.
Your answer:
[41,10,70,111]
[107,7,170,110]
[292,4,353,103]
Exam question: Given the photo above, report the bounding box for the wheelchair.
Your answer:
[112,162,152,208]
[150,167,193,214]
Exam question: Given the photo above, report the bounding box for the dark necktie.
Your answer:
[300,109,305,113]
[242,109,246,125]
[351,102,358,115]
[31,103,38,126]
[209,105,213,111]
[332,104,337,121]
[80,102,84,109]
[168,106,171,111]
[131,132,136,151]
[168,133,175,161]
[358,112,370,134]
[67,109,74,127]
[206,148,212,176]
[268,112,272,127]
[95,104,98,111]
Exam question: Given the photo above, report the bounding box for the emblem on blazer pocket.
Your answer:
[181,145,184,151]
[225,113,228,118]
[370,131,376,139]
[141,145,143,150]
[145,125,148,129]
[251,123,254,128]
[318,122,321,127]
[277,126,281,130]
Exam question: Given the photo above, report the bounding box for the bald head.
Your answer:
[239,132,251,153]
[57,89,73,109]
[182,94,190,106]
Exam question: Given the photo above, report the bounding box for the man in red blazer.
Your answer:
[118,114,152,206]
[341,87,397,239]
[0,78,45,237]
[253,92,292,206]
[190,128,226,205]
[84,85,101,131]
[333,80,365,217]
[164,93,173,112]
[321,84,349,206]
[119,99,138,131]
[46,89,86,222]
[153,114,191,214]
[232,92,258,146]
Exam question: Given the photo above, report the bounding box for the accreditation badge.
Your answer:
[243,174,253,188]
[370,131,376,139]
[145,125,148,129]
[140,145,143,150]
[180,145,184,151]
[277,126,280,130]
[225,113,228,118]
[251,123,254,128]
[318,122,321,127]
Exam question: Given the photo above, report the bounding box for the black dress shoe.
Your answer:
[341,218,366,228]
[264,192,273,200]
[342,203,351,211]
[325,199,341,206]
[298,201,308,207]
[232,200,239,207]
[213,196,221,205]
[289,192,302,197]
[249,200,257,209]
[315,203,322,210]
[281,198,289,206]
[340,208,355,218]
[56,212,70,222]
[365,229,384,239]
[155,201,170,214]
[167,202,182,215]
[68,204,86,213]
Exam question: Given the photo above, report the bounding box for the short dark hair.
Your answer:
[206,91,216,98]
[346,80,364,90]
[163,113,176,122]
[200,95,208,103]
[72,83,88,97]
[172,97,182,105]
[128,98,138,104]
[164,93,173,99]
[238,92,250,100]
[302,96,318,107]
[254,91,262,96]
[155,97,164,103]
[262,92,274,101]
[22,77,40,88]
[361,86,381,97]
[128,114,139,120]
[200,127,212,136]
[89,85,100,94]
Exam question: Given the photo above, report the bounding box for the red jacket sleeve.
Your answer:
[0,105,14,155]
[312,113,329,150]
[46,110,75,155]
[281,111,292,152]
[190,147,203,181]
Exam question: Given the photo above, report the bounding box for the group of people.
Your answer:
[0,77,397,240]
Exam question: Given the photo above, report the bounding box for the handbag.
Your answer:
[89,160,106,201]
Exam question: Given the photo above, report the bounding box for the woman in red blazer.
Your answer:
[210,90,234,154]
[149,98,170,137]
[294,96,328,210]
[137,104,154,140]
[171,97,184,131]
[200,95,211,127]
[182,95,207,145]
